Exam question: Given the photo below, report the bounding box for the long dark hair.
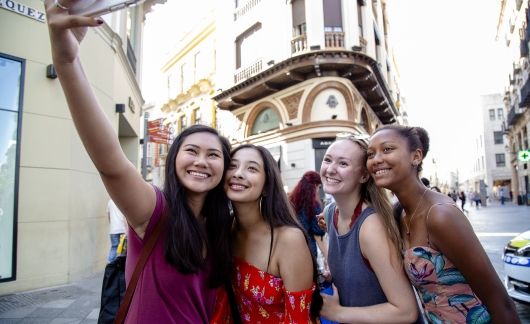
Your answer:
[230,144,323,319]
[163,124,233,288]
[289,171,322,221]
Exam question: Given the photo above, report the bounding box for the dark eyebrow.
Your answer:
[183,144,222,154]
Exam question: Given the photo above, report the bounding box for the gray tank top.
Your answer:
[326,203,388,307]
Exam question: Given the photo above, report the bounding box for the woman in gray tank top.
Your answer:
[318,134,418,323]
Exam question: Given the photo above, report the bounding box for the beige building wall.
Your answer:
[0,0,143,294]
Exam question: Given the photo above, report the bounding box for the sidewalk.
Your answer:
[0,271,103,323]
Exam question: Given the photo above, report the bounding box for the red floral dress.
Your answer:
[232,257,315,323]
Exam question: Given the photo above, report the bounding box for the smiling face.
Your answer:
[225,147,266,204]
[174,132,225,197]
[367,129,418,191]
[320,139,367,197]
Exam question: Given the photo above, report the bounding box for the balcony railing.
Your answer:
[291,34,307,54]
[325,31,345,48]
[234,0,261,21]
[234,59,262,83]
[520,76,530,106]
[507,105,524,126]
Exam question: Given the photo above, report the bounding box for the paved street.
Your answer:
[466,200,530,322]
[0,200,529,323]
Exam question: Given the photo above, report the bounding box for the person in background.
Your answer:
[367,125,519,323]
[318,134,418,323]
[288,171,326,259]
[459,191,467,213]
[44,4,234,322]
[107,199,127,263]
[223,144,322,323]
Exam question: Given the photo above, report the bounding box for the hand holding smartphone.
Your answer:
[70,0,145,17]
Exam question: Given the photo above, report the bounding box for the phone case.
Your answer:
[70,0,143,17]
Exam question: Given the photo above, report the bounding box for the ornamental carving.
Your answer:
[281,91,304,119]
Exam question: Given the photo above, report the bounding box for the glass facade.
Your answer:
[0,53,24,282]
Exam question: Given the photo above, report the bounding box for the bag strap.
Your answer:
[114,195,168,324]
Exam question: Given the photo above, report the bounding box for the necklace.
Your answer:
[333,199,363,230]
[404,188,428,236]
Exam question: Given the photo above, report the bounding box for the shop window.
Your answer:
[0,53,24,282]
[251,108,280,135]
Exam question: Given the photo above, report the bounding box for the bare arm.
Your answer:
[277,227,315,292]
[44,0,155,235]
[320,213,418,323]
[428,205,520,324]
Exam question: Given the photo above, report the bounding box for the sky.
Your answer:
[142,0,512,185]
[385,0,511,184]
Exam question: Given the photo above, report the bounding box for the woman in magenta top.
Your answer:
[44,2,233,322]
[222,145,322,323]
[367,125,519,323]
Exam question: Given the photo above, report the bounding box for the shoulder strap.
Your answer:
[114,192,168,324]
[425,202,459,246]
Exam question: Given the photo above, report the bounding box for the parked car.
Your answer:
[503,230,530,304]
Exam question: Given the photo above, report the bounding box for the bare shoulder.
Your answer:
[426,203,469,231]
[359,210,387,236]
[275,226,308,250]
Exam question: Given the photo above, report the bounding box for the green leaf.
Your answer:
[448,294,475,306]
[437,268,466,285]
[466,305,491,324]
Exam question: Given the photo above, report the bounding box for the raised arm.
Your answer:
[320,213,418,323]
[428,205,520,324]
[44,0,155,235]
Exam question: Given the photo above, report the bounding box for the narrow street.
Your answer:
[466,200,530,322]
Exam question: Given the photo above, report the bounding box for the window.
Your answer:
[494,131,504,145]
[357,0,364,37]
[251,108,280,135]
[496,153,506,167]
[292,0,306,36]
[497,108,504,120]
[323,0,343,31]
[0,53,24,282]
[489,109,495,120]
[179,114,188,131]
[235,23,262,69]
[193,109,202,125]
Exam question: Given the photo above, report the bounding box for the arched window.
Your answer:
[250,107,280,135]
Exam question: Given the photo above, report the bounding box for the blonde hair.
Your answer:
[335,135,403,255]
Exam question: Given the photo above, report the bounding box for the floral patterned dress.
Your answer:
[232,257,315,323]
[404,246,491,324]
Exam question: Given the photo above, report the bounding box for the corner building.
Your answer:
[213,0,405,189]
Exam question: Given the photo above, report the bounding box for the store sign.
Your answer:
[0,0,46,23]
[518,150,530,162]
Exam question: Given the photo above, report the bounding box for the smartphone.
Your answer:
[70,0,145,17]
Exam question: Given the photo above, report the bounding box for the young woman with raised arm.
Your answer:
[45,2,233,322]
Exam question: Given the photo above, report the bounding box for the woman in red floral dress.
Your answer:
[215,144,322,323]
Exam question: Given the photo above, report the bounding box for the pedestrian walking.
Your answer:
[500,188,505,205]
[459,191,467,213]
[318,134,418,323]
[367,125,519,323]
[44,4,234,322]
[106,199,126,263]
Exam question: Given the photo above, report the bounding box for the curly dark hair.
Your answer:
[288,171,322,222]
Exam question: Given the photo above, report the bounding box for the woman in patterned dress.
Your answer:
[223,144,322,323]
[367,125,519,323]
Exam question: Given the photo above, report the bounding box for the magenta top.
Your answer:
[125,186,217,323]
